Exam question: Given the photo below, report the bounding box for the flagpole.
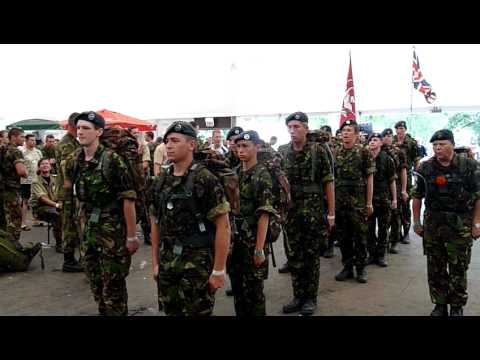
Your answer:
[410,46,414,115]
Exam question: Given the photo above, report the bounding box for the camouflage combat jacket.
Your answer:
[55,132,80,201]
[2,144,25,190]
[393,134,420,173]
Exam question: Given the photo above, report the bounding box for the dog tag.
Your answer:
[167,201,174,210]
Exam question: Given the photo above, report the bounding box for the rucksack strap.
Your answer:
[184,163,208,233]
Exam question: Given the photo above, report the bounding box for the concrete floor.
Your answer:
[1,220,480,316]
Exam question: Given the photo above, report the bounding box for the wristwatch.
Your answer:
[254,249,265,257]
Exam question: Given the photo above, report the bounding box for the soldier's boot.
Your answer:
[62,252,83,273]
[367,255,376,265]
[376,255,388,267]
[450,306,463,316]
[389,242,399,254]
[335,266,354,281]
[300,299,317,316]
[21,242,41,261]
[356,267,368,283]
[278,262,290,274]
[430,304,448,316]
[282,298,304,314]
[323,245,334,258]
[401,226,411,244]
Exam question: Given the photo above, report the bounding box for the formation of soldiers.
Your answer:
[1,111,479,317]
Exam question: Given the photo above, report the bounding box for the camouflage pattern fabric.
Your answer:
[367,150,396,258]
[412,154,480,306]
[56,132,81,255]
[382,144,407,247]
[278,142,333,301]
[334,144,375,269]
[70,144,137,316]
[150,162,230,316]
[3,144,24,190]
[393,134,420,235]
[0,229,41,272]
[3,190,22,250]
[230,163,275,316]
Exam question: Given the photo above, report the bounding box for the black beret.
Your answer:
[164,121,197,140]
[320,125,332,134]
[74,111,105,129]
[226,126,244,140]
[394,121,407,129]
[381,128,393,137]
[368,132,383,142]
[339,119,357,131]
[430,129,455,144]
[234,130,261,145]
[285,111,308,125]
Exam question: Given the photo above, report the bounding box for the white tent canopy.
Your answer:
[0,44,478,130]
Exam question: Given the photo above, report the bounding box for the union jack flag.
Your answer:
[412,48,437,104]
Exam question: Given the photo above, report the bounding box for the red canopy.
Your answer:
[60,109,156,131]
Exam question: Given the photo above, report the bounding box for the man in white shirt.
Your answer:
[210,129,228,156]
[20,134,43,230]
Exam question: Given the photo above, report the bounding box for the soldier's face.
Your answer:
[76,120,103,147]
[368,137,382,150]
[46,138,55,148]
[11,133,25,146]
[165,133,196,162]
[26,137,36,148]
[341,126,357,144]
[213,132,222,145]
[236,140,257,162]
[383,134,393,145]
[38,159,51,173]
[287,121,307,142]
[228,138,238,154]
[433,140,454,160]
[396,126,406,137]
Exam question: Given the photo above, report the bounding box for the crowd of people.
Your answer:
[0,110,479,317]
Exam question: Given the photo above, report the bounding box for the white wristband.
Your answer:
[211,269,225,277]
[127,236,139,243]
[327,215,335,220]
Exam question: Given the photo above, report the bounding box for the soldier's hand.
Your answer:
[472,226,480,240]
[391,200,397,210]
[401,191,409,203]
[413,224,424,237]
[152,264,159,281]
[208,272,225,291]
[327,216,335,231]
[254,254,266,267]
[126,237,140,254]
[366,205,374,217]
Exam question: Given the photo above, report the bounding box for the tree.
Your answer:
[446,112,480,145]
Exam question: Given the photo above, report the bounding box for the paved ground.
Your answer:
[2,217,480,316]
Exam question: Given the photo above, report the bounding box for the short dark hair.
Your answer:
[68,112,80,128]
[155,136,163,143]
[25,134,36,141]
[270,136,277,141]
[8,128,24,139]
[189,121,199,128]
[0,130,7,138]
[46,134,55,140]
[36,158,50,175]
[145,131,154,140]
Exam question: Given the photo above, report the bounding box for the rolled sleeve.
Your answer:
[411,164,426,199]
[207,201,231,222]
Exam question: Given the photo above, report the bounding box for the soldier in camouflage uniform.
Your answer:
[334,120,375,284]
[278,112,335,316]
[366,133,397,267]
[68,111,139,316]
[56,112,83,272]
[31,158,62,250]
[150,121,231,316]
[412,129,480,316]
[225,126,243,169]
[381,128,408,254]
[393,120,421,244]
[41,134,58,174]
[2,128,28,250]
[229,130,276,316]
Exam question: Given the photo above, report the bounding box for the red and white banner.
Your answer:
[339,54,357,128]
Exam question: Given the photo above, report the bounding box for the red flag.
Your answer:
[339,54,356,128]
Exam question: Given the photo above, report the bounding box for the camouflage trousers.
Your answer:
[401,174,413,235]
[61,200,80,255]
[285,216,326,301]
[423,211,473,307]
[336,205,368,269]
[81,214,131,316]
[3,189,22,250]
[367,198,391,258]
[229,240,269,316]
[157,246,215,316]
[35,206,62,248]
[136,200,150,243]
[389,198,403,246]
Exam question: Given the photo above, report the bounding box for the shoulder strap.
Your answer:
[184,163,209,233]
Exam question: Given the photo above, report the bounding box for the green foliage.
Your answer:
[446,112,480,144]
